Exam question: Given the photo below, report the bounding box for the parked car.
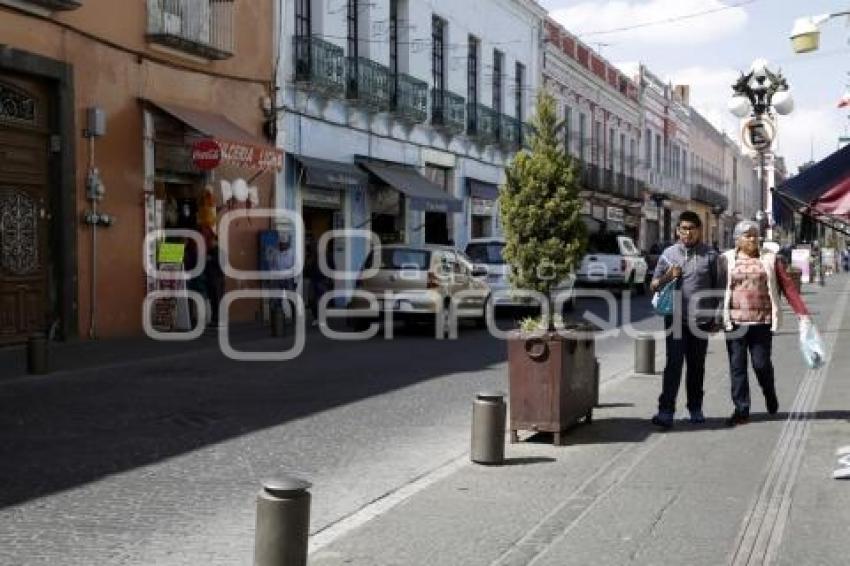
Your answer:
[465,237,576,312]
[645,241,673,284]
[348,244,490,330]
[575,233,648,293]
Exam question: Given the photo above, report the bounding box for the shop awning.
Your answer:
[294,155,368,189]
[467,178,499,200]
[144,99,283,171]
[774,143,850,235]
[358,160,463,213]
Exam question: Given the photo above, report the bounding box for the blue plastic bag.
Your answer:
[799,320,826,369]
[651,280,677,316]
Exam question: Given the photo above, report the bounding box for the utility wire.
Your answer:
[577,0,761,38]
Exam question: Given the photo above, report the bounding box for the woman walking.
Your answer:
[720,221,812,426]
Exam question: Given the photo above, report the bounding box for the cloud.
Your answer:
[668,66,741,135]
[549,0,748,45]
[774,106,841,174]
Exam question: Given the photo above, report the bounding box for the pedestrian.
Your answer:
[204,233,225,327]
[267,237,295,315]
[719,221,811,426]
[650,211,721,428]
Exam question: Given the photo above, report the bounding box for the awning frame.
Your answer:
[773,189,850,237]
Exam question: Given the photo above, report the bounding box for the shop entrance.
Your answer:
[425,212,450,245]
[302,205,338,312]
[0,74,52,344]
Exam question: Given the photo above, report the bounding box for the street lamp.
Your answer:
[790,12,850,54]
[728,59,793,243]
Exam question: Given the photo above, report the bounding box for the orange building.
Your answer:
[0,0,280,343]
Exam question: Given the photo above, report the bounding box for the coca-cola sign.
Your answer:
[192,139,222,171]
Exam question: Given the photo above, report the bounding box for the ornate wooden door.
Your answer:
[0,74,51,344]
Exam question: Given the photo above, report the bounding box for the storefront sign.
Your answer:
[191,139,222,170]
[302,187,341,208]
[792,248,811,283]
[218,140,284,171]
[606,207,624,222]
[471,198,495,216]
[157,242,185,264]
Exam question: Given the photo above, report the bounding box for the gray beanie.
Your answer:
[733,220,760,241]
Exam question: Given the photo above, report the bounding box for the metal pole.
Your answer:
[255,477,311,566]
[635,334,655,374]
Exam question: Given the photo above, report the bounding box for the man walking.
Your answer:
[650,211,720,428]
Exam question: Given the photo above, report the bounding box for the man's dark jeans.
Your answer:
[659,316,708,414]
[725,324,775,414]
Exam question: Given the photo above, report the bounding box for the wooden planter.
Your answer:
[507,328,597,445]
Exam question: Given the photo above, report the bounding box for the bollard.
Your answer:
[27,334,48,375]
[635,334,655,375]
[255,477,311,566]
[471,391,506,465]
[270,307,285,337]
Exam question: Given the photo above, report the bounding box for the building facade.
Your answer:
[276,0,546,301]
[688,104,731,247]
[0,0,280,342]
[543,19,642,242]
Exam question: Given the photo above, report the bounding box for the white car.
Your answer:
[465,237,577,311]
[576,233,648,293]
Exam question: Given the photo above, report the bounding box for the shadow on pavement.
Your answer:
[500,457,557,466]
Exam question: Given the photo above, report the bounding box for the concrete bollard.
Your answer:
[270,307,285,337]
[27,334,48,375]
[471,392,506,465]
[255,477,311,566]
[635,334,655,375]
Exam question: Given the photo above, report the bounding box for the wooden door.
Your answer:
[0,74,51,344]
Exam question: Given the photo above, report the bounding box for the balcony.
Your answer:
[293,36,345,97]
[391,74,428,123]
[431,90,465,135]
[499,114,521,150]
[147,0,233,60]
[346,57,391,112]
[24,0,81,9]
[692,183,729,210]
[467,103,499,145]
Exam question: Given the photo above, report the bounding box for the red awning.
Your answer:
[145,99,283,172]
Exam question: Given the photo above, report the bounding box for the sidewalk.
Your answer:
[309,275,850,566]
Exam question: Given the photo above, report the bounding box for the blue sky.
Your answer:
[539,0,850,174]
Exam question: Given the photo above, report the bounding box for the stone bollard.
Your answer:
[471,392,506,465]
[635,334,655,375]
[255,477,311,566]
[27,334,49,375]
[270,307,285,337]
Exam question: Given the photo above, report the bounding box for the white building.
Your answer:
[274,0,546,298]
[543,20,642,241]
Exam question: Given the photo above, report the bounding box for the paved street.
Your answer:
[1,279,848,565]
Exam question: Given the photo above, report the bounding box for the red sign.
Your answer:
[192,139,222,171]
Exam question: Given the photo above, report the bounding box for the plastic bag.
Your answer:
[799,319,826,369]
[652,280,677,316]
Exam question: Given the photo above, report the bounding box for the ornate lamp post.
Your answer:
[728,59,794,243]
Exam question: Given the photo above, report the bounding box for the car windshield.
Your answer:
[587,233,621,254]
[465,242,505,264]
[367,248,431,270]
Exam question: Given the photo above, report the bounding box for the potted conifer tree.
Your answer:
[499,92,595,446]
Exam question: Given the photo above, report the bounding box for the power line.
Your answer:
[577,0,760,38]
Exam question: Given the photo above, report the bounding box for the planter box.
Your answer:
[508,328,597,445]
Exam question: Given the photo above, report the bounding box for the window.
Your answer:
[564,106,572,153]
[493,50,504,113]
[579,113,586,162]
[465,242,505,264]
[609,127,615,170]
[594,121,602,164]
[655,133,661,171]
[432,16,446,120]
[630,138,636,174]
[347,0,358,58]
[295,0,310,39]
[468,36,479,131]
[390,0,399,106]
[644,128,651,166]
[515,62,525,122]
[620,133,626,175]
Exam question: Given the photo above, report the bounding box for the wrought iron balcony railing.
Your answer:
[147,0,233,60]
[293,36,345,96]
[346,57,391,112]
[467,103,499,145]
[498,114,521,149]
[391,73,428,123]
[431,90,465,135]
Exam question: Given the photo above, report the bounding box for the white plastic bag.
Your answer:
[799,319,826,369]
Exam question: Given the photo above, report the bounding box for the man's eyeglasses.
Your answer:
[678,225,699,233]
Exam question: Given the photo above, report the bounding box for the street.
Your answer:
[2,280,849,565]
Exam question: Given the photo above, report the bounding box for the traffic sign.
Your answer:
[742,117,776,152]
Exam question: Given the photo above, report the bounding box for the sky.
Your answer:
[538,0,850,175]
